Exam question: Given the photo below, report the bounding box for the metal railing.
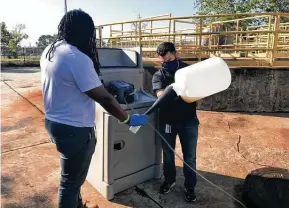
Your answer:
[96,13,289,68]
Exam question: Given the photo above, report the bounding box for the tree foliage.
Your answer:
[36,34,57,47]
[9,24,29,46]
[1,23,29,58]
[1,22,11,47]
[194,0,289,24]
[194,0,289,15]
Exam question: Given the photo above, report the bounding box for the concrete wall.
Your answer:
[143,66,289,112]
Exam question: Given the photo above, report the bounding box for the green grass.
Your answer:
[1,56,40,63]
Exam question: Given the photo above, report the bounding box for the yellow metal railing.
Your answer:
[96,13,289,67]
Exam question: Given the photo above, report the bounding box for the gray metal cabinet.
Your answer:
[87,91,162,200]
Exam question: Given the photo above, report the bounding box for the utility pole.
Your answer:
[64,0,67,13]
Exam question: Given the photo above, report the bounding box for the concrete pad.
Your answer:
[2,144,59,208]
[1,84,47,152]
[1,68,289,208]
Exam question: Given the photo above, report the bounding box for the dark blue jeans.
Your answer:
[159,116,199,190]
[45,119,96,208]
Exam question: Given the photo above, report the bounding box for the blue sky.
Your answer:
[1,0,197,46]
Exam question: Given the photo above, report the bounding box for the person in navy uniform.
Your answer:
[152,42,199,203]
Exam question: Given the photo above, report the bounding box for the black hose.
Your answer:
[145,85,177,115]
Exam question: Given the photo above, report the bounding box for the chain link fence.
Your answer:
[1,46,45,66]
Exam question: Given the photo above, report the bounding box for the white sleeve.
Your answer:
[70,55,102,92]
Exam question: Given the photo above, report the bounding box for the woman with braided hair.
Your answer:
[41,9,147,208]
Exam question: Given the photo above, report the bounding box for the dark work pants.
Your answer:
[159,116,199,190]
[45,119,96,208]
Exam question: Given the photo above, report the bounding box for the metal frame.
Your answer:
[96,13,289,68]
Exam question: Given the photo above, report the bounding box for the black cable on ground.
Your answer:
[3,81,45,115]
[135,186,164,208]
[2,81,50,153]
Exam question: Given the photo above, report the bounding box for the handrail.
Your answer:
[101,30,289,39]
[96,13,289,68]
[97,12,289,27]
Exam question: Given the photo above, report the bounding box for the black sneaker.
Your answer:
[160,181,176,194]
[185,188,196,202]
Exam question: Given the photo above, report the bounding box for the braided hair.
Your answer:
[46,9,100,75]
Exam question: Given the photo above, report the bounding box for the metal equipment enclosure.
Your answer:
[86,48,162,200]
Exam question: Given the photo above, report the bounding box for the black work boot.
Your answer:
[184,188,196,203]
[159,181,176,194]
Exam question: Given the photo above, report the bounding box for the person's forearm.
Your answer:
[98,95,128,121]
[86,86,128,122]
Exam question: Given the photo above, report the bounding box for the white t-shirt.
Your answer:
[40,40,102,127]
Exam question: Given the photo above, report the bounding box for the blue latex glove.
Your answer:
[129,114,148,126]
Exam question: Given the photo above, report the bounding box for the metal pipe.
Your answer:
[97,13,289,27]
[100,30,287,40]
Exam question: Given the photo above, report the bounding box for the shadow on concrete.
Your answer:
[1,117,33,133]
[1,174,55,208]
[1,175,13,199]
[1,68,40,74]
[2,194,54,208]
[112,168,248,208]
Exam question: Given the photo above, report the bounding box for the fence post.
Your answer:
[23,47,25,65]
[168,13,172,42]
[209,22,212,51]
[199,18,203,48]
[98,26,103,48]
[266,15,272,58]
[138,20,142,48]
[271,15,280,66]
[110,25,112,48]
[173,20,176,44]
[235,20,239,50]
[121,23,123,48]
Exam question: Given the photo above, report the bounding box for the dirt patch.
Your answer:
[280,128,289,139]
[228,116,250,129]
[1,89,47,152]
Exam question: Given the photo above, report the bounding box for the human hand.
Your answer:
[128,114,148,126]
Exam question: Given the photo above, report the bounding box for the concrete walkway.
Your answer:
[1,68,289,208]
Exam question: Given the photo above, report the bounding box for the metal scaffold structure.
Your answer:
[96,13,289,68]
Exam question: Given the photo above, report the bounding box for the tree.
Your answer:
[256,0,289,13]
[194,0,289,17]
[1,22,11,47]
[194,0,289,27]
[36,34,57,47]
[8,24,28,58]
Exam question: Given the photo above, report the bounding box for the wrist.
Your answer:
[118,114,130,124]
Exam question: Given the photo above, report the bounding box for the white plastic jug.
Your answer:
[172,57,231,103]
[129,57,231,134]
